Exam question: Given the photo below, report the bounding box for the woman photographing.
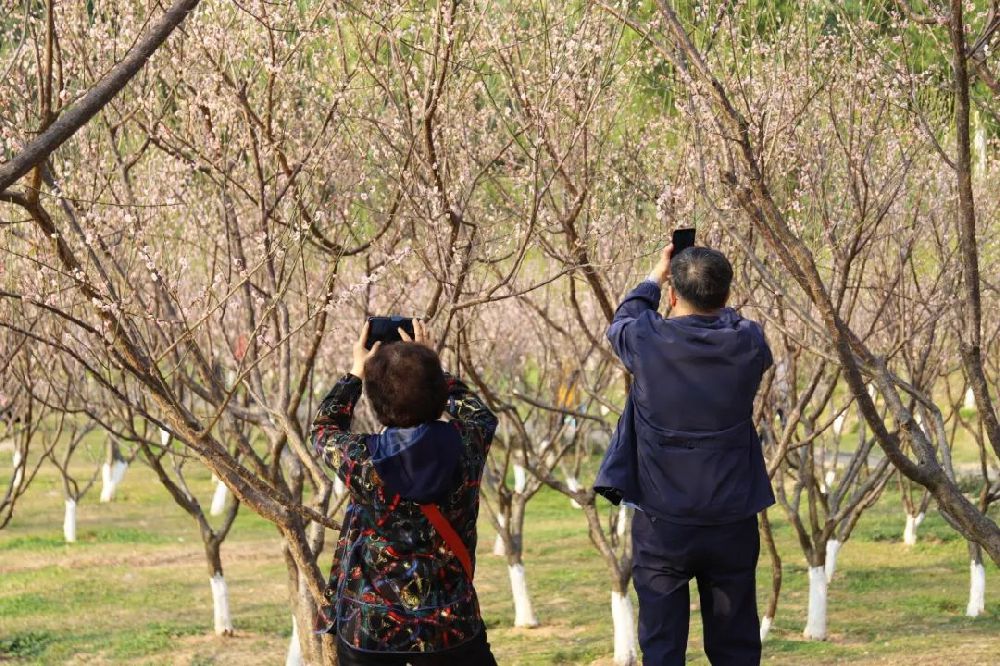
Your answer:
[311,320,499,666]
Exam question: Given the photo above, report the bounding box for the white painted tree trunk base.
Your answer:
[111,459,128,485]
[286,615,304,666]
[566,476,582,509]
[210,573,235,635]
[159,428,171,447]
[100,460,128,502]
[493,515,506,556]
[100,463,113,502]
[803,566,828,640]
[611,590,638,665]
[63,498,77,543]
[210,480,228,516]
[616,504,629,539]
[966,560,986,617]
[903,512,924,546]
[759,615,773,642]
[12,450,24,489]
[508,563,539,627]
[513,464,527,494]
[964,387,976,410]
[825,540,841,583]
[823,469,836,489]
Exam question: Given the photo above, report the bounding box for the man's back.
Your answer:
[627,308,770,433]
[598,272,775,525]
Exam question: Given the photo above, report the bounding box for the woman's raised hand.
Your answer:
[350,321,381,379]
[398,319,433,349]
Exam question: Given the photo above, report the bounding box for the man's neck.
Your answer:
[670,303,722,318]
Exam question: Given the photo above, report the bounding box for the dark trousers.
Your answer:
[336,629,497,666]
[632,511,761,666]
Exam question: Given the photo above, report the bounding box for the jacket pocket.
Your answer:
[639,425,753,520]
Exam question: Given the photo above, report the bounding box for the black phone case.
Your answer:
[365,316,415,349]
[672,228,696,255]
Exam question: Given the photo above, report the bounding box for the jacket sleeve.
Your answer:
[760,337,774,373]
[444,373,498,464]
[751,321,774,374]
[606,280,663,373]
[311,374,379,496]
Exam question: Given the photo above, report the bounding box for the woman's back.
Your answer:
[312,354,497,659]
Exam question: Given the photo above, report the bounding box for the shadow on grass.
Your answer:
[0,631,54,660]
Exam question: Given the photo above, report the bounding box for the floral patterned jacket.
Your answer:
[311,372,498,653]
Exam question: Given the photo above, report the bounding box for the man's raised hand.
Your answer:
[649,243,675,287]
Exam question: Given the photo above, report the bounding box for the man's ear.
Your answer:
[668,285,678,309]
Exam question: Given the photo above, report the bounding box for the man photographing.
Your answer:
[596,243,775,665]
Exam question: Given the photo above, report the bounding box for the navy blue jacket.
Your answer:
[595,281,775,525]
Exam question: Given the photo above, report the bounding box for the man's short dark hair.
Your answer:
[364,343,448,428]
[670,246,733,311]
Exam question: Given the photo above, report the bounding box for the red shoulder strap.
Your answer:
[419,504,474,580]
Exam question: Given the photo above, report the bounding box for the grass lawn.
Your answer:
[1,453,998,664]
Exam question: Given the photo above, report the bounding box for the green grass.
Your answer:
[0,527,172,551]
[0,632,55,660]
[0,453,997,665]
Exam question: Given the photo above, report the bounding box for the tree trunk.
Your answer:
[580,500,637,665]
[100,463,115,504]
[209,574,234,636]
[566,475,583,509]
[803,566,828,640]
[610,586,638,665]
[505,497,538,627]
[513,463,527,494]
[63,498,77,543]
[210,478,228,516]
[492,514,506,556]
[759,615,773,643]
[12,450,24,489]
[99,463,113,502]
[508,562,539,628]
[966,543,986,617]
[283,542,335,665]
[616,504,630,539]
[824,540,841,583]
[205,539,234,636]
[760,510,782,642]
[99,460,128,503]
[286,615,304,666]
[903,511,925,547]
